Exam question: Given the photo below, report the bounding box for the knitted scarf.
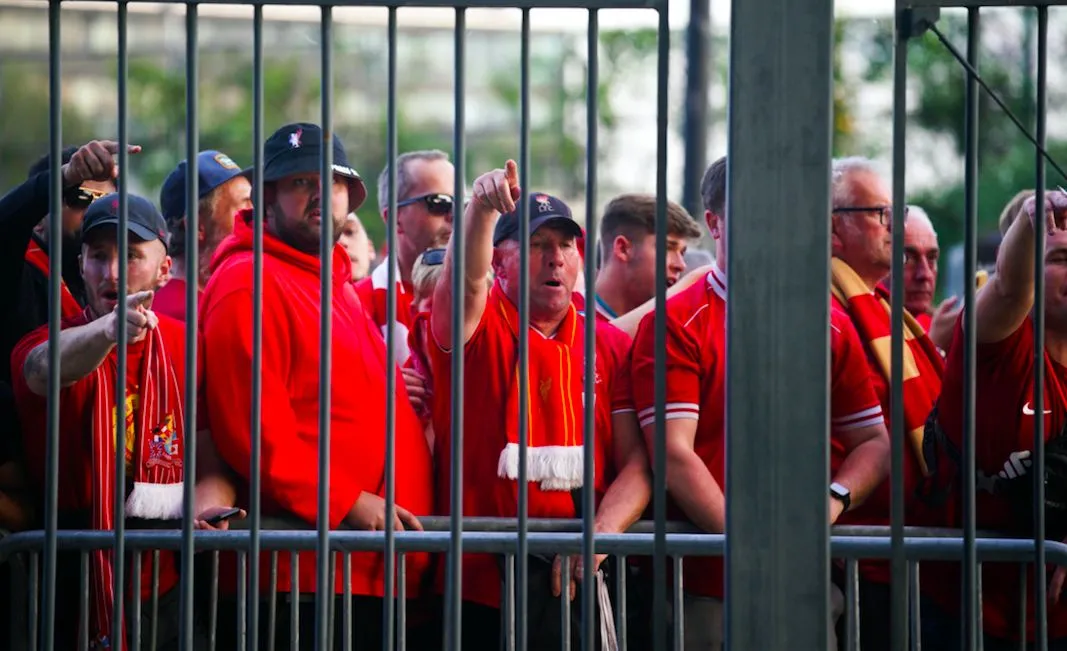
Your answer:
[25,240,81,318]
[88,308,185,650]
[831,258,943,475]
[492,282,586,491]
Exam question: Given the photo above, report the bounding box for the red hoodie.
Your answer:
[199,210,433,598]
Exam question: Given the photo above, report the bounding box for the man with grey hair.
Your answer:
[355,150,454,364]
[828,156,949,651]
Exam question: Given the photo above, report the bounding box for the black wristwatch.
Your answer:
[830,482,851,512]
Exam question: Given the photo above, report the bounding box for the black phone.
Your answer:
[204,507,242,526]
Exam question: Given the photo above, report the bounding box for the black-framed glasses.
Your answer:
[421,247,447,266]
[397,193,454,216]
[832,205,908,227]
[63,185,109,209]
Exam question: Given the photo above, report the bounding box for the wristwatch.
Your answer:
[830,482,851,512]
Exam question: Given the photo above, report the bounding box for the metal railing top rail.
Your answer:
[902,0,1067,7]
[2,529,1066,563]
[60,0,665,8]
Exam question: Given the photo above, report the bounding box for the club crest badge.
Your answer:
[147,414,182,469]
[289,128,303,149]
[534,194,553,213]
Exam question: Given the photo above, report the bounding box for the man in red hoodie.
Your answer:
[10,193,195,651]
[199,123,434,650]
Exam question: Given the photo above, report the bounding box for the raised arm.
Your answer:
[976,191,1067,344]
[22,290,156,395]
[431,160,521,349]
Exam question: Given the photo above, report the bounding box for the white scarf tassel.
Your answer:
[497,443,584,491]
[125,481,184,520]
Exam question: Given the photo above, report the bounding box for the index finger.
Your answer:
[398,507,424,532]
[127,290,154,307]
[505,159,519,188]
[98,140,143,155]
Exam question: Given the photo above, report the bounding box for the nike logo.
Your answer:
[1024,402,1052,416]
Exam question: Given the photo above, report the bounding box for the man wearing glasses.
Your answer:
[356,149,455,364]
[828,156,947,650]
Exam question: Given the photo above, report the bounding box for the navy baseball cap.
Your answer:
[253,122,368,212]
[492,192,583,246]
[159,150,248,223]
[82,193,169,251]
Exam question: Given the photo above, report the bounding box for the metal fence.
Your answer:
[5,0,1067,650]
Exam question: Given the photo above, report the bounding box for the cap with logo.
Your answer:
[159,150,249,224]
[492,192,583,246]
[252,122,368,213]
[83,193,170,252]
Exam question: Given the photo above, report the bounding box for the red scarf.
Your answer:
[492,282,586,491]
[25,240,81,317]
[831,258,943,475]
[88,308,185,650]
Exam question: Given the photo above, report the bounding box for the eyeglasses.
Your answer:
[832,205,908,227]
[397,193,454,216]
[421,247,447,266]
[63,186,109,209]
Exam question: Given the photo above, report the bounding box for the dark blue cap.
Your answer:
[159,150,248,223]
[83,193,169,251]
[253,122,368,212]
[492,192,583,246]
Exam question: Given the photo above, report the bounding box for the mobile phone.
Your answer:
[204,507,242,526]
[975,269,989,290]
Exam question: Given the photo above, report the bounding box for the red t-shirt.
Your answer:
[938,316,1067,641]
[152,277,197,322]
[10,310,186,603]
[353,256,414,364]
[428,286,633,609]
[201,215,433,598]
[829,308,886,476]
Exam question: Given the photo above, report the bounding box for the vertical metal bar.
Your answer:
[889,8,909,651]
[42,2,62,650]
[114,3,131,647]
[616,556,627,651]
[248,6,265,651]
[315,7,335,651]
[517,8,532,651]
[397,553,407,651]
[383,7,399,651]
[908,562,920,651]
[846,559,859,651]
[562,556,571,651]
[328,553,337,651]
[150,551,160,651]
[237,552,248,651]
[505,554,516,651]
[209,553,220,651]
[725,0,833,650]
[961,8,980,650]
[672,557,683,651]
[651,3,669,649]
[179,3,199,651]
[977,565,985,651]
[343,553,352,651]
[1033,7,1049,650]
[269,552,279,651]
[581,9,599,651]
[1019,563,1027,651]
[445,9,467,651]
[81,552,90,651]
[131,552,143,651]
[291,552,299,651]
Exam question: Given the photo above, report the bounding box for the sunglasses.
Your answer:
[421,247,447,266]
[397,193,454,216]
[63,185,109,209]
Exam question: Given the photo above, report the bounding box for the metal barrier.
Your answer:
[7,0,1067,649]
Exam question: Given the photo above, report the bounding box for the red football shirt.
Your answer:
[353,256,414,364]
[429,284,633,610]
[152,277,197,322]
[829,307,886,475]
[10,310,185,603]
[938,316,1067,641]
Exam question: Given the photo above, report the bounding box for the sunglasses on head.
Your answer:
[421,248,447,266]
[63,185,109,209]
[397,193,453,216]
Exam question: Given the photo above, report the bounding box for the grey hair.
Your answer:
[377,150,451,214]
[906,205,935,235]
[830,156,881,210]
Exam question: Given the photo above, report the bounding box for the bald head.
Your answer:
[902,205,939,316]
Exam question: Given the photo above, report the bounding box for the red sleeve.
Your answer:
[631,307,701,430]
[201,286,363,529]
[829,311,884,433]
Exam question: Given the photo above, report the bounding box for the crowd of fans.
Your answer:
[0,122,1061,651]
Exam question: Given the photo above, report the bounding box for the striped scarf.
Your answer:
[25,240,81,318]
[831,258,943,475]
[492,282,586,492]
[88,309,185,650]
